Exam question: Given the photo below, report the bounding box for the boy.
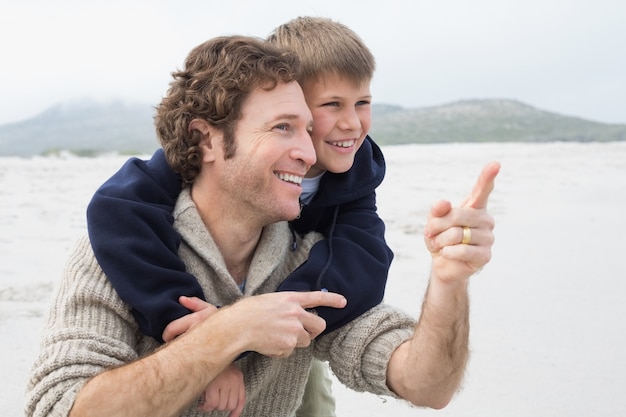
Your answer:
[87,17,389,416]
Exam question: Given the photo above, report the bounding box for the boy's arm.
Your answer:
[279,190,392,335]
[86,149,205,342]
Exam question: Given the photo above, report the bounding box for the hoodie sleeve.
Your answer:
[86,149,205,343]
[278,190,393,335]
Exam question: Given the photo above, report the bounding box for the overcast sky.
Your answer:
[1,0,625,125]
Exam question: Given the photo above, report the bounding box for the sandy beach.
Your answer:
[2,142,625,416]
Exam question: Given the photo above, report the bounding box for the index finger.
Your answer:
[462,161,501,209]
[294,291,347,310]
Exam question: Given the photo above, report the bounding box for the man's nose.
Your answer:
[292,128,316,168]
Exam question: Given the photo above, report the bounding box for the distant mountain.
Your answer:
[0,99,158,157]
[370,99,626,144]
[1,98,624,156]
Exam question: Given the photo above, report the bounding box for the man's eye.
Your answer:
[275,124,289,131]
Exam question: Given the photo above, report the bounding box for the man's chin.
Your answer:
[281,200,303,221]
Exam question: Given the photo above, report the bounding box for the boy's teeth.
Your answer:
[331,140,355,148]
[276,173,303,185]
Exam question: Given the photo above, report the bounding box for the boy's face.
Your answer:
[301,73,371,178]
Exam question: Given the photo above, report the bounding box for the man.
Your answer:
[26,35,499,417]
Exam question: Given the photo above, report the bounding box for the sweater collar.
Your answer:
[173,188,293,295]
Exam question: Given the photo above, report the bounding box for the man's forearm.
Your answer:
[387,275,470,409]
[69,313,242,417]
[387,161,498,408]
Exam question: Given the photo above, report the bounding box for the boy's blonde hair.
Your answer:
[267,16,375,86]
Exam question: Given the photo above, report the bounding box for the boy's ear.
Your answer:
[189,119,223,162]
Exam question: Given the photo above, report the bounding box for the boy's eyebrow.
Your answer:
[323,94,373,100]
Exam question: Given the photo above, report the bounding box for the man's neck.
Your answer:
[190,184,261,285]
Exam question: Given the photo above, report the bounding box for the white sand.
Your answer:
[2,142,625,416]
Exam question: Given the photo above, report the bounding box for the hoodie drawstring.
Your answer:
[289,224,298,251]
[315,205,339,291]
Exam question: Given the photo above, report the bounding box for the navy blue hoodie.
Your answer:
[87,136,393,343]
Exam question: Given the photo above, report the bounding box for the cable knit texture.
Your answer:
[25,188,415,417]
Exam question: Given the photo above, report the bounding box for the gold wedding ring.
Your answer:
[461,226,472,245]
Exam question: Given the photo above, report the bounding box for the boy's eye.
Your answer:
[322,101,340,107]
[357,100,371,106]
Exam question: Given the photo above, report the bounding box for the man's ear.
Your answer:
[189,119,223,162]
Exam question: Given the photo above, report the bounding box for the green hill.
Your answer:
[0,98,624,156]
[0,99,158,157]
[370,99,626,145]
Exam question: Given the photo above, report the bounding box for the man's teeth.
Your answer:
[330,140,356,148]
[276,173,303,185]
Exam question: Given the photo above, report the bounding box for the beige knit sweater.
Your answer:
[25,189,416,417]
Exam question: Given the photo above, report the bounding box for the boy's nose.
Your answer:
[339,108,361,131]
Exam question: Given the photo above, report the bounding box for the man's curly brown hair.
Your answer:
[155,35,301,185]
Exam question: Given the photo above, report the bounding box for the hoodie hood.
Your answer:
[308,135,385,207]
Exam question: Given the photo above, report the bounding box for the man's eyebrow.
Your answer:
[273,113,301,121]
[268,113,313,127]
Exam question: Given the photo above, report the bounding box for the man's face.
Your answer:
[217,81,315,223]
[301,73,372,178]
